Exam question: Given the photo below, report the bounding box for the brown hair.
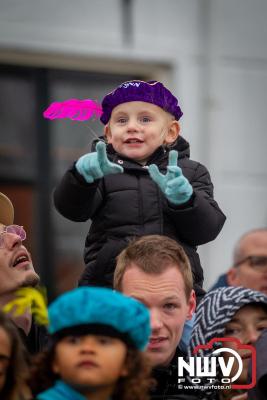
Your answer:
[29,343,153,400]
[113,347,153,400]
[0,311,29,400]
[114,235,193,301]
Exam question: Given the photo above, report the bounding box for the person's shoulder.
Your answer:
[176,136,190,159]
[179,156,210,184]
[26,321,49,354]
[209,274,229,291]
[175,137,207,171]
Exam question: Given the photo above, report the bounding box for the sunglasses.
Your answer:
[234,255,267,269]
[0,225,26,248]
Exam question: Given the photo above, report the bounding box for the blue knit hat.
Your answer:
[48,287,151,350]
[100,80,183,124]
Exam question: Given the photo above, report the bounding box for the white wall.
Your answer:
[0,0,266,288]
[200,0,267,287]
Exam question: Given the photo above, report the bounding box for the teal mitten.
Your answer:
[76,141,124,183]
[148,150,193,205]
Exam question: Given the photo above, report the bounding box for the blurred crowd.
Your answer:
[1,190,266,399]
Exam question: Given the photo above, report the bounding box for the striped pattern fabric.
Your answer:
[187,286,267,399]
[189,286,267,358]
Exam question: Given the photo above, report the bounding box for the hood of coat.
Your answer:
[173,135,190,158]
[186,287,267,399]
[189,286,267,358]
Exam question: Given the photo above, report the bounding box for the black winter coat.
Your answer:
[54,136,226,298]
[150,346,199,399]
[248,329,267,400]
[18,321,48,355]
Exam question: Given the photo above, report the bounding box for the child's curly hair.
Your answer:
[0,311,30,400]
[29,342,153,400]
[113,347,153,400]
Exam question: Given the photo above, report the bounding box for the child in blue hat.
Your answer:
[52,80,226,301]
[30,287,152,400]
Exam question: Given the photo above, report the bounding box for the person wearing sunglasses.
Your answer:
[0,192,46,354]
[0,193,39,294]
[211,228,267,295]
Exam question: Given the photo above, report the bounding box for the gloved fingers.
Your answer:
[166,177,193,197]
[85,154,103,179]
[148,164,166,189]
[167,176,191,191]
[168,150,178,167]
[166,165,182,181]
[75,153,102,183]
[103,163,124,175]
[166,151,180,180]
[96,141,109,168]
[96,141,124,175]
[167,175,187,189]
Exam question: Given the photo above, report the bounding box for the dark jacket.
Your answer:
[248,328,267,400]
[18,320,48,355]
[151,347,198,399]
[54,136,226,298]
[209,273,228,291]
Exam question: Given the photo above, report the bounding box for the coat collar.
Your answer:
[37,380,87,400]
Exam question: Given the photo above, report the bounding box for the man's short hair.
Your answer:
[114,235,193,300]
[233,228,267,266]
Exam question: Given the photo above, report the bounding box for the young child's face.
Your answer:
[52,334,128,392]
[105,101,180,164]
[223,304,267,384]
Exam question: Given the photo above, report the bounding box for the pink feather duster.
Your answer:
[43,99,103,121]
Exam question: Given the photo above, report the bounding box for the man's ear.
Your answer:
[227,268,239,286]
[104,124,112,143]
[187,290,196,320]
[164,120,180,145]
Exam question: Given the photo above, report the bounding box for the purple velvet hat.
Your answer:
[100,80,183,124]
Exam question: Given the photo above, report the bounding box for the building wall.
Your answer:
[0,0,266,288]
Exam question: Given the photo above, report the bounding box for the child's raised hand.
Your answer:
[148,150,193,205]
[76,141,124,183]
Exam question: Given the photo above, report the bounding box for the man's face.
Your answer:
[0,223,39,294]
[227,231,267,294]
[121,264,195,367]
